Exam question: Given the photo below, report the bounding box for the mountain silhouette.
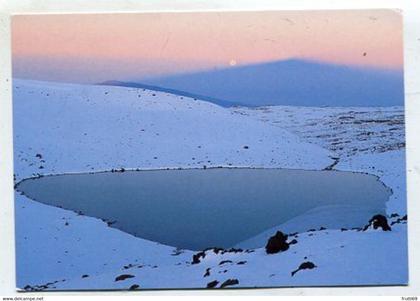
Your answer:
[101,59,404,107]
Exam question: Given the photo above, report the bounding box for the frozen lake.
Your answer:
[16,168,391,250]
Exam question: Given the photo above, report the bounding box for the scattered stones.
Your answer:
[215,247,244,254]
[391,215,407,226]
[123,264,135,270]
[291,261,317,276]
[22,279,66,291]
[192,247,244,264]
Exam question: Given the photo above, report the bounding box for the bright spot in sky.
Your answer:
[229,59,237,66]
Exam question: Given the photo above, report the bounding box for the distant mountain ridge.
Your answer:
[98,80,241,107]
[101,59,404,107]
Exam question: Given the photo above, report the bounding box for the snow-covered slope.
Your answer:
[13,79,332,182]
[13,79,407,290]
[231,106,406,215]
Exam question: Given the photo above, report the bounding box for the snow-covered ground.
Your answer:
[13,79,407,290]
[231,106,406,215]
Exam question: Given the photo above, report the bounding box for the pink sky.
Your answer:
[12,10,403,83]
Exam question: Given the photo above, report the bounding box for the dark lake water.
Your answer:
[16,168,391,250]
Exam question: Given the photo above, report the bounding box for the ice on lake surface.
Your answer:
[16,168,391,250]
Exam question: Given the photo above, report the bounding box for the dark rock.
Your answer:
[192,250,206,264]
[129,284,140,290]
[391,215,407,226]
[81,274,89,278]
[203,268,211,277]
[291,261,317,276]
[363,214,391,231]
[289,239,298,245]
[206,280,219,288]
[219,260,233,266]
[243,146,249,149]
[107,220,116,226]
[237,261,247,265]
[115,274,135,282]
[220,278,239,288]
[265,231,289,254]
[171,248,184,256]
